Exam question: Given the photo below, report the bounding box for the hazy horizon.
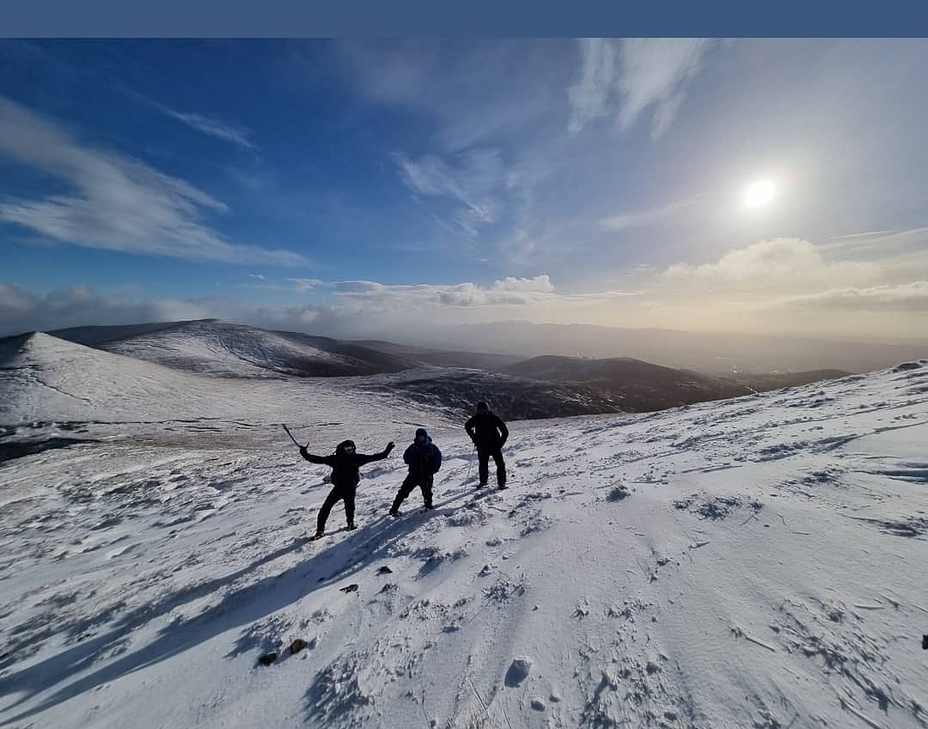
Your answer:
[5,316,926,377]
[13,313,928,345]
[2,40,927,343]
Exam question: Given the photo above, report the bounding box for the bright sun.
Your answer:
[745,179,776,208]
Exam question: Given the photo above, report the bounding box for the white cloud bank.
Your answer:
[3,240,926,340]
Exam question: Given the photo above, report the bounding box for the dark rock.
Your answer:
[289,639,309,654]
[607,486,629,502]
[504,656,533,687]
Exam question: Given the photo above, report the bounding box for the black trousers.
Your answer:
[477,446,506,486]
[317,483,356,533]
[391,474,433,511]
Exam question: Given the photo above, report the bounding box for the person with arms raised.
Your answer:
[300,438,395,540]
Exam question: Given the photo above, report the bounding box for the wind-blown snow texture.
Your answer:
[1,336,927,729]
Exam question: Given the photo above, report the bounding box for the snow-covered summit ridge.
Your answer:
[92,319,393,378]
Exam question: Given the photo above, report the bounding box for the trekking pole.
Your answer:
[281,423,303,448]
[465,440,476,482]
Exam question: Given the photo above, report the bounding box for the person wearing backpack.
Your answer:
[464,401,508,489]
[389,427,442,515]
[300,438,395,539]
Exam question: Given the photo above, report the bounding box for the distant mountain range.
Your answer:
[500,355,850,412]
[0,318,874,421]
[393,320,928,375]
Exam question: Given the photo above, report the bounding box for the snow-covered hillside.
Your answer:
[1,350,927,729]
[0,332,455,438]
[0,331,626,429]
[79,320,406,379]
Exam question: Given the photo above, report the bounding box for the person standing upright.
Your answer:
[390,427,442,515]
[464,401,508,490]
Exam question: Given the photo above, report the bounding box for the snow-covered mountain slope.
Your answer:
[1,359,927,729]
[0,331,623,430]
[360,367,622,420]
[0,332,442,426]
[78,320,411,379]
[35,319,861,418]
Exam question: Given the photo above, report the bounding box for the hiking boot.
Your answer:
[498,484,508,490]
[389,509,399,518]
[310,531,324,541]
[477,482,487,489]
[347,521,357,530]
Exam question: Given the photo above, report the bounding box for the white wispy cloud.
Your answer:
[394,148,505,237]
[337,42,578,263]
[569,39,714,139]
[0,96,306,266]
[824,229,900,242]
[161,109,256,150]
[599,193,708,232]
[779,281,928,313]
[819,226,928,258]
[496,227,538,267]
[567,38,619,134]
[337,40,558,153]
[288,278,323,291]
[120,86,257,151]
[618,39,712,138]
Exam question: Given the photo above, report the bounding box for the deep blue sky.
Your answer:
[2,39,927,340]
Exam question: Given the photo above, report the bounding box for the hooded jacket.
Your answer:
[301,439,393,488]
[465,408,508,449]
[403,428,442,478]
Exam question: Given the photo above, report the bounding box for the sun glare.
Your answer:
[745,179,776,208]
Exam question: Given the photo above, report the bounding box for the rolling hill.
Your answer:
[51,319,414,378]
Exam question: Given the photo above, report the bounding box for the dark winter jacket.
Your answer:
[403,428,442,479]
[465,411,508,449]
[300,439,394,488]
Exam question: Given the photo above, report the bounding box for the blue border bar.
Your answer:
[2,0,927,38]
